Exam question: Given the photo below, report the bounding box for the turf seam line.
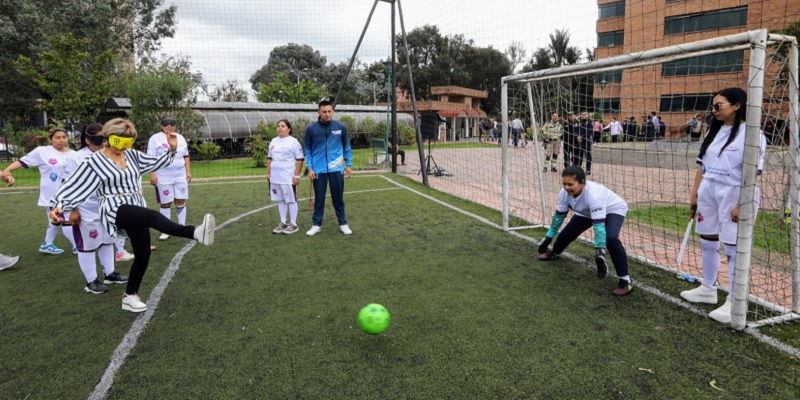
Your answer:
[88,185,400,400]
[380,175,800,359]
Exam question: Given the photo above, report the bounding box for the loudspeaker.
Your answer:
[420,112,443,141]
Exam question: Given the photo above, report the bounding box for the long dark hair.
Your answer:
[697,87,747,160]
[80,123,103,149]
[278,119,293,136]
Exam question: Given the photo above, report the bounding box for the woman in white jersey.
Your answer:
[537,165,633,296]
[267,119,305,234]
[63,123,128,294]
[50,118,215,313]
[0,128,76,254]
[680,87,767,324]
[147,116,191,241]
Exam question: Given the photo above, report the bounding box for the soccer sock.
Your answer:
[288,202,298,225]
[176,205,186,225]
[619,275,631,282]
[700,238,720,287]
[278,202,288,224]
[45,223,58,244]
[78,251,98,283]
[160,206,171,221]
[725,244,737,295]
[98,244,115,276]
[62,225,76,247]
[115,238,126,254]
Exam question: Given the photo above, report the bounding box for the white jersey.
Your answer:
[147,132,189,184]
[19,145,74,207]
[63,147,101,220]
[556,181,628,221]
[267,135,304,185]
[697,124,767,186]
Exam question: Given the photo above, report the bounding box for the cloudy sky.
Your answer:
[157,0,598,99]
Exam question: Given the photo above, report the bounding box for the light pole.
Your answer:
[599,79,607,118]
[383,59,393,164]
[288,68,309,85]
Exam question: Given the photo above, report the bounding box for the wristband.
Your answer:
[293,175,301,179]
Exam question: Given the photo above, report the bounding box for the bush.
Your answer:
[192,141,220,161]
[398,124,416,145]
[339,116,357,137]
[245,134,269,167]
[360,119,380,141]
[292,118,312,144]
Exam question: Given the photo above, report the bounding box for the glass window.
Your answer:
[664,6,747,35]
[599,1,625,20]
[598,31,624,47]
[594,97,621,112]
[596,70,623,83]
[659,94,714,112]
[662,50,744,77]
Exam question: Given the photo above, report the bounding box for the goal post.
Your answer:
[501,29,800,329]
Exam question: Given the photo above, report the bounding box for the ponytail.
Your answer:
[697,88,747,160]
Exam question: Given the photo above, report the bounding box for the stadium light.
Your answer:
[599,79,607,115]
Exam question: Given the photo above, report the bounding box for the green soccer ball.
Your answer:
[358,303,390,335]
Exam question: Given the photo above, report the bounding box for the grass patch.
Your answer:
[2,175,800,398]
[627,205,792,255]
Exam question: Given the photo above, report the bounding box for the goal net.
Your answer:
[501,30,799,329]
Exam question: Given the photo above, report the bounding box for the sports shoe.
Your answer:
[115,250,134,262]
[272,222,288,234]
[612,279,633,296]
[84,279,109,294]
[158,233,170,241]
[543,167,548,172]
[72,246,78,255]
[537,251,560,261]
[121,293,147,313]
[283,223,299,235]
[103,271,129,285]
[0,254,20,271]
[193,214,215,246]
[339,224,353,235]
[585,171,592,176]
[39,242,64,255]
[551,167,558,172]
[709,297,732,323]
[680,284,717,304]
[306,225,322,236]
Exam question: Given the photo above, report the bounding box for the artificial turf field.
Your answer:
[1,174,799,399]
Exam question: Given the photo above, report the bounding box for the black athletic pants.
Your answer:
[115,204,195,295]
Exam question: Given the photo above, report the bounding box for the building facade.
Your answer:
[595,0,799,138]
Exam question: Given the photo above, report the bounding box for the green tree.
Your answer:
[127,70,204,142]
[208,80,248,102]
[250,43,328,90]
[505,40,528,74]
[14,33,116,125]
[255,72,329,104]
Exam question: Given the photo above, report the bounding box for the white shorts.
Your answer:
[155,182,189,204]
[73,218,114,252]
[270,183,297,203]
[695,179,759,244]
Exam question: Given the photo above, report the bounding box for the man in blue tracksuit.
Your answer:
[304,100,353,236]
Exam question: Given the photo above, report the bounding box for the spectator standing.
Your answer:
[562,113,579,168]
[593,118,603,143]
[643,116,656,141]
[511,116,524,147]
[652,111,661,137]
[604,117,623,143]
[540,113,563,172]
[147,117,192,242]
[576,111,594,175]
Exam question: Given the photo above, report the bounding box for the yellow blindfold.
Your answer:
[108,134,134,150]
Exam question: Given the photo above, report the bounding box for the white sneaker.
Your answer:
[115,250,134,262]
[159,233,170,241]
[121,293,147,313]
[680,284,718,304]
[709,297,733,323]
[193,214,216,246]
[339,224,353,235]
[0,254,20,271]
[306,225,322,236]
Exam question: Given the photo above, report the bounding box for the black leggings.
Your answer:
[115,204,195,295]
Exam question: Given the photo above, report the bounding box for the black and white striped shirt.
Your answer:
[51,149,176,238]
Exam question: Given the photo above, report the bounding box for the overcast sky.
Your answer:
[157,0,598,99]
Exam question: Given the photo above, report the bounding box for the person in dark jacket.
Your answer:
[576,111,593,175]
[562,113,579,169]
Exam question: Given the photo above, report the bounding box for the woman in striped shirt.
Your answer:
[50,118,215,313]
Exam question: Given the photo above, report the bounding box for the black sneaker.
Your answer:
[104,272,129,285]
[85,279,109,294]
[543,167,548,172]
[586,171,592,176]
[551,167,558,172]
[612,279,633,296]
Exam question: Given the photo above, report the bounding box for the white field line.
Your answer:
[379,175,800,359]
[87,183,401,400]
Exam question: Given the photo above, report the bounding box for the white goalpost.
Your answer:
[501,29,800,329]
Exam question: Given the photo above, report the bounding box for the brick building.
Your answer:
[393,85,488,141]
[595,0,799,138]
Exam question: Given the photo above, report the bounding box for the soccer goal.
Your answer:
[501,29,799,329]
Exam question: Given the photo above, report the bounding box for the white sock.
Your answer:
[288,202,298,225]
[62,225,76,247]
[700,238,720,287]
[619,275,630,282]
[160,206,171,221]
[45,215,58,244]
[176,205,186,225]
[278,202,288,224]
[115,238,126,254]
[98,244,115,276]
[78,251,98,283]
[725,244,737,294]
